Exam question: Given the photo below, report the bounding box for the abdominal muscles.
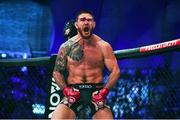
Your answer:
[67,56,104,84]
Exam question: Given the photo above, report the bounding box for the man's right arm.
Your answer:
[53,43,80,104]
[53,44,68,90]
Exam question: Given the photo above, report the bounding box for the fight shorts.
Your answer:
[60,83,110,117]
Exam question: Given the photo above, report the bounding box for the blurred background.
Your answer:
[0,0,179,119]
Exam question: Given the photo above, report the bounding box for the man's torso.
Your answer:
[66,34,105,84]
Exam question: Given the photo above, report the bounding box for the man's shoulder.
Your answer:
[93,34,110,46]
[61,35,78,48]
[68,35,78,41]
[95,38,113,53]
[97,39,111,48]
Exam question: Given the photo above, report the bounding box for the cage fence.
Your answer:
[107,55,180,119]
[0,39,179,119]
[0,66,49,118]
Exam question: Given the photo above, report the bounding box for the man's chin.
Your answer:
[82,34,92,39]
[79,30,93,39]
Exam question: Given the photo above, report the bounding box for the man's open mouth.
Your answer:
[83,27,89,32]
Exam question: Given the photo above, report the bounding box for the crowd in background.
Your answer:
[0,65,179,118]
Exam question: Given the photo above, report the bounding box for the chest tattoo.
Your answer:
[69,43,84,61]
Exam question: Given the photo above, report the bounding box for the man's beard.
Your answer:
[78,27,93,39]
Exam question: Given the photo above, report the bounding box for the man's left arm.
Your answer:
[91,41,120,109]
[102,42,120,89]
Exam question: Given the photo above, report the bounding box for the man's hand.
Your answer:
[92,88,109,109]
[63,87,80,104]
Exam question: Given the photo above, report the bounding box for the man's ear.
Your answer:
[74,22,78,29]
[93,21,96,29]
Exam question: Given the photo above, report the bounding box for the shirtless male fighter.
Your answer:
[52,10,120,119]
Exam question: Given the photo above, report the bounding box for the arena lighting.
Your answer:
[21,66,28,73]
[23,53,28,59]
[32,103,45,114]
[1,53,7,58]
[21,53,28,73]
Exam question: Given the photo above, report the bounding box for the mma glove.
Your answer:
[63,86,80,104]
[92,88,109,109]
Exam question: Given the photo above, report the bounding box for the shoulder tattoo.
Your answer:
[54,40,84,73]
[54,39,84,73]
[69,43,84,61]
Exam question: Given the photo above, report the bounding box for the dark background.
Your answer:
[0,0,179,119]
[0,0,179,68]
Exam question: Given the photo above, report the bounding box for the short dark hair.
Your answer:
[76,10,94,20]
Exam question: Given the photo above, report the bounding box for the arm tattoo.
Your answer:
[54,40,71,73]
[54,54,67,73]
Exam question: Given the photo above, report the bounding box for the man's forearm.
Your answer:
[53,71,67,90]
[105,68,120,89]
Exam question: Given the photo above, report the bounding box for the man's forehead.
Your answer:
[78,13,93,19]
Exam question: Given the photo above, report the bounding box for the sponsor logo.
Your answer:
[47,77,61,118]
[140,39,180,53]
[79,85,93,89]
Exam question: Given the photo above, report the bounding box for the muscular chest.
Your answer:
[83,46,103,65]
[67,43,104,68]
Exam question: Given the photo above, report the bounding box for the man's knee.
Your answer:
[92,107,113,119]
[51,104,76,119]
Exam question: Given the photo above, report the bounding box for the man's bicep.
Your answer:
[104,56,117,72]
[53,46,67,73]
[103,44,118,71]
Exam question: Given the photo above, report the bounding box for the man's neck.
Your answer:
[77,34,94,43]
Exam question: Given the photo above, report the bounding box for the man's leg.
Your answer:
[92,107,113,119]
[51,104,76,119]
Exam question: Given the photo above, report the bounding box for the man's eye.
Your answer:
[87,19,93,22]
[80,18,86,21]
[79,18,93,22]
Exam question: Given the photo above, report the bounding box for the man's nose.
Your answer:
[84,20,89,24]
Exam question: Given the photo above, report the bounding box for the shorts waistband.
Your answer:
[68,83,104,89]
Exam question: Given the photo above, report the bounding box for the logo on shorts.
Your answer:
[79,85,92,89]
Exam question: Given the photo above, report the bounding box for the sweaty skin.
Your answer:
[67,34,104,84]
[53,34,119,88]
[52,12,120,119]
